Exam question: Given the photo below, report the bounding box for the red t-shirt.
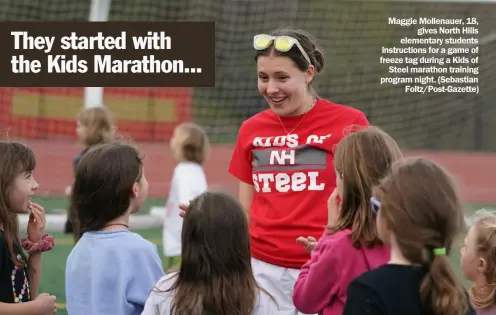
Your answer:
[228,99,369,269]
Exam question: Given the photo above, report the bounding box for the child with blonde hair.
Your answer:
[162,122,209,271]
[64,105,115,239]
[293,126,402,315]
[344,157,475,315]
[461,210,496,314]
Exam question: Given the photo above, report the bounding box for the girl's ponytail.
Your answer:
[420,248,468,315]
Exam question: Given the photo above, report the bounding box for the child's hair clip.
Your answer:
[433,247,446,256]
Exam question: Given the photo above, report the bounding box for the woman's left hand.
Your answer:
[27,202,46,242]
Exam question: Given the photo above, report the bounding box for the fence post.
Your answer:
[83,0,112,108]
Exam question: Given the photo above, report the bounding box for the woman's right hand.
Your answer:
[296,236,317,254]
[33,293,57,314]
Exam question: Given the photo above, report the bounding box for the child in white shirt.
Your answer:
[142,191,278,315]
[162,122,209,271]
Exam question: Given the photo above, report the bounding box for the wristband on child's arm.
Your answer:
[21,233,55,254]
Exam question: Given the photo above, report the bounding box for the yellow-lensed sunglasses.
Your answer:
[253,34,312,66]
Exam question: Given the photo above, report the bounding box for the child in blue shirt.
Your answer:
[65,141,165,315]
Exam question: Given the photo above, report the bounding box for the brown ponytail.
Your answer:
[421,255,469,315]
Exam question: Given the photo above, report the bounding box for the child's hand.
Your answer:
[296,236,317,254]
[33,293,57,314]
[327,188,341,227]
[27,202,46,243]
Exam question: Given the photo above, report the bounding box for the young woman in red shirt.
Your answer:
[228,28,369,314]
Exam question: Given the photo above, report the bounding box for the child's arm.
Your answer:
[127,242,165,308]
[0,301,37,315]
[292,238,344,314]
[26,203,48,298]
[0,294,56,315]
[27,252,42,298]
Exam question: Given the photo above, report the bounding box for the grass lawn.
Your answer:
[32,195,166,215]
[35,199,494,315]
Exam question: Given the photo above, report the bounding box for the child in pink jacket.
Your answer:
[293,126,402,315]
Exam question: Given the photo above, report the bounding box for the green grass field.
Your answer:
[32,195,166,215]
[32,196,494,315]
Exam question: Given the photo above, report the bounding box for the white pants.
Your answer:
[162,207,182,257]
[251,258,316,315]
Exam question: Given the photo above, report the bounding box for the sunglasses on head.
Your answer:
[253,34,312,66]
[370,197,381,214]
